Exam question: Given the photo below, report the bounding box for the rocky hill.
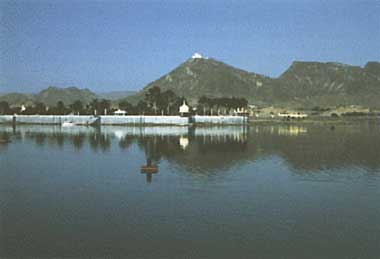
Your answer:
[0,86,97,107]
[272,61,380,107]
[127,55,380,108]
[2,57,379,109]
[35,86,97,106]
[0,93,35,107]
[130,56,273,104]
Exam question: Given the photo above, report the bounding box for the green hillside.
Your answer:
[35,86,97,106]
[0,86,98,107]
[0,93,35,107]
[137,58,273,104]
[2,58,379,109]
[126,57,380,108]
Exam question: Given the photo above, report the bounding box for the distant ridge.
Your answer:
[126,57,272,105]
[0,86,97,107]
[1,57,380,108]
[0,87,139,107]
[124,56,380,108]
[273,61,380,107]
[0,93,35,107]
[36,86,97,106]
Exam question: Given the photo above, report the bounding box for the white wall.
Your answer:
[100,115,189,125]
[193,115,247,125]
[0,115,248,125]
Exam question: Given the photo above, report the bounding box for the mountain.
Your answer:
[0,93,36,107]
[2,57,379,109]
[364,61,380,78]
[97,90,137,100]
[273,61,380,107]
[0,86,97,107]
[127,56,380,108]
[35,86,97,106]
[130,57,273,104]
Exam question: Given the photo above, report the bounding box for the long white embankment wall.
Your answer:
[0,115,13,124]
[0,115,97,125]
[100,115,189,125]
[192,115,248,125]
[0,115,248,125]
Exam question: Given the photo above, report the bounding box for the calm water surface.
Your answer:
[0,121,380,258]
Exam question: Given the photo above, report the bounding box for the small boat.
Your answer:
[141,165,158,174]
[61,121,76,127]
[141,159,158,183]
[141,158,158,174]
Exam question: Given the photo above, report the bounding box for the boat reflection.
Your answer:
[141,158,158,183]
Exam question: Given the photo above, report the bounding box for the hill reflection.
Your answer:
[1,122,379,173]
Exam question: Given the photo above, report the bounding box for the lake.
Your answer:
[0,121,379,258]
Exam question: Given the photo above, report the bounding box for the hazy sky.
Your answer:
[1,0,379,93]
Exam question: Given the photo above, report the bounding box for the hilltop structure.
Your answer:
[192,52,207,59]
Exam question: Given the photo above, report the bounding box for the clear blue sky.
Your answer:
[0,0,379,93]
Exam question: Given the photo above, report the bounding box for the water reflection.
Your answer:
[277,125,308,136]
[141,158,158,183]
[1,122,379,258]
[1,122,380,174]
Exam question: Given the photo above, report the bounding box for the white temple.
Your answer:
[179,100,190,115]
[114,109,127,116]
[192,53,203,59]
[192,52,208,59]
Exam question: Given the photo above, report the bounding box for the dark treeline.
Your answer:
[0,86,248,116]
[197,96,248,115]
[119,86,248,116]
[0,99,112,116]
[119,86,185,115]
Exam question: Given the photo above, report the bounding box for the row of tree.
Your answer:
[0,99,112,115]
[0,86,248,116]
[117,86,248,116]
[118,86,186,115]
[197,96,248,115]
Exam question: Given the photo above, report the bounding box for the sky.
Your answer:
[0,0,379,93]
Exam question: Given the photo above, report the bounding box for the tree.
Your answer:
[136,100,148,115]
[70,100,83,115]
[158,90,178,115]
[118,100,133,111]
[237,97,248,108]
[196,96,248,115]
[55,101,66,115]
[0,101,10,115]
[89,98,111,115]
[89,99,99,115]
[198,96,211,115]
[35,102,47,115]
[99,99,111,115]
[145,86,161,114]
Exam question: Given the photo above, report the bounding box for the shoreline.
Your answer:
[0,114,378,127]
[248,116,379,125]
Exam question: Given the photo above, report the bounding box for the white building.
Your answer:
[114,109,127,116]
[191,52,208,59]
[179,101,190,116]
[192,53,203,59]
